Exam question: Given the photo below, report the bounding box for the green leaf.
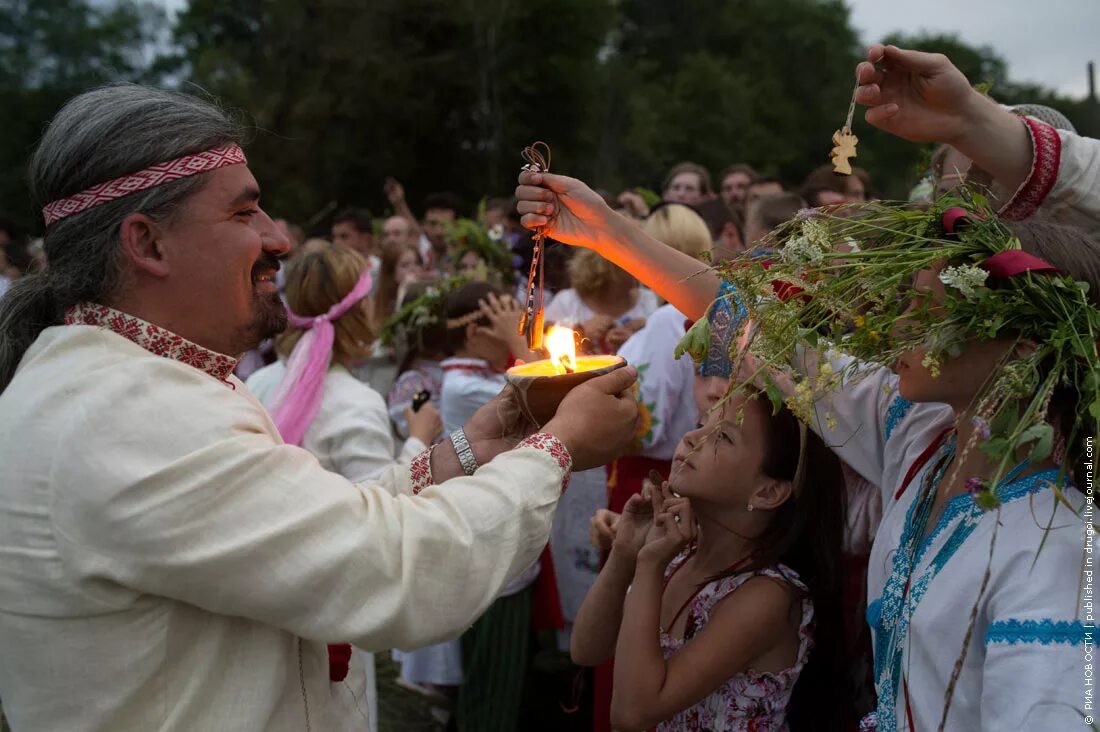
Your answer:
[979,437,1013,460]
[990,403,1018,437]
[1090,397,1100,421]
[674,318,711,364]
[765,381,784,416]
[1016,423,1054,464]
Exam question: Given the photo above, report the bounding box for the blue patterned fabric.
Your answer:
[871,444,1062,732]
[985,619,1088,646]
[883,396,913,441]
[701,282,749,378]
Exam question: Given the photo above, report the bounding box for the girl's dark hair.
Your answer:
[716,397,851,731]
[442,281,505,355]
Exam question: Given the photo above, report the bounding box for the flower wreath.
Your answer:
[446,218,516,287]
[679,188,1100,505]
[379,274,469,353]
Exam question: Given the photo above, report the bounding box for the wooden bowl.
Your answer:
[506,355,627,427]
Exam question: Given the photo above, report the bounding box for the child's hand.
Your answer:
[638,483,696,567]
[581,314,615,342]
[405,402,443,446]
[589,509,620,552]
[478,292,522,341]
[610,488,655,558]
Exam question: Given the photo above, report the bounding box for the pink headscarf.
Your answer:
[269,271,373,446]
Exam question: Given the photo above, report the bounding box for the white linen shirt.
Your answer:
[0,313,570,732]
[246,361,425,482]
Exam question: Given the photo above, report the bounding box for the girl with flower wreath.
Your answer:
[515,45,1099,731]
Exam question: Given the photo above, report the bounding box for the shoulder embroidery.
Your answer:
[985,618,1087,646]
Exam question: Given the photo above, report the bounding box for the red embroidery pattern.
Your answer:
[409,445,435,495]
[65,302,238,382]
[42,145,247,226]
[999,117,1062,221]
[517,433,574,490]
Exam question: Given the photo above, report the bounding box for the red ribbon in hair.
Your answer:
[941,207,973,235]
[980,250,1060,279]
[759,260,811,303]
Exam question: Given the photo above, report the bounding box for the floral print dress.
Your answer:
[658,557,814,732]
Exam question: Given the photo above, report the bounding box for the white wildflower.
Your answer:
[938,265,988,301]
[779,235,825,265]
[801,219,830,249]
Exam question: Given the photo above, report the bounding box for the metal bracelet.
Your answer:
[450,428,479,476]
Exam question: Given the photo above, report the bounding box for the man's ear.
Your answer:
[118,213,170,277]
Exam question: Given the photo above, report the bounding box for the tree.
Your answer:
[0,0,166,233]
[169,0,617,230]
[596,0,863,192]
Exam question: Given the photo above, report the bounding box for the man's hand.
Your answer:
[543,366,639,471]
[384,177,407,207]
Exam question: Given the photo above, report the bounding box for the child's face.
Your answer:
[668,393,772,506]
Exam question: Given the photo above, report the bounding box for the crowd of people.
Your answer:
[0,43,1097,732]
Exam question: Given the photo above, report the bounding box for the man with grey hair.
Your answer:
[0,84,639,731]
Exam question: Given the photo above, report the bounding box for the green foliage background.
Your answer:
[2,0,1097,235]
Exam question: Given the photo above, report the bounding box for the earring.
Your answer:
[746,502,754,512]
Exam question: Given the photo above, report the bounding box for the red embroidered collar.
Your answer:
[65,302,239,382]
[441,357,503,375]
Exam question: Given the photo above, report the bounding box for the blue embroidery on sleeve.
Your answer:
[985,619,1087,646]
[701,282,748,378]
[883,396,913,441]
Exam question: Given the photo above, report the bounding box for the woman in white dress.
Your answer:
[247,242,442,730]
[544,248,660,648]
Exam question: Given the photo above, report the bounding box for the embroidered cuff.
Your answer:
[409,444,435,495]
[985,618,1087,646]
[517,432,574,491]
[998,116,1062,221]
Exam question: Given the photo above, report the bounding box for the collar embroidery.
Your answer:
[65,302,239,382]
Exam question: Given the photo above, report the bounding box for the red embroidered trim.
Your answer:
[999,117,1061,221]
[65,302,239,382]
[517,433,574,490]
[43,145,247,226]
[409,445,434,495]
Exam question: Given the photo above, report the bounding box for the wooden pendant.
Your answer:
[830,128,858,175]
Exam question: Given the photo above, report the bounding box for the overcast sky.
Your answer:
[847,0,1097,97]
[157,0,1098,98]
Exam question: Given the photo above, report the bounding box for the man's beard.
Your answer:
[229,255,288,354]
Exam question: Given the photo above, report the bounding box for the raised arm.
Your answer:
[515,171,719,320]
[856,43,1100,228]
[854,44,1032,194]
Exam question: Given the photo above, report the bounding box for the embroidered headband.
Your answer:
[42,144,247,226]
[268,270,373,446]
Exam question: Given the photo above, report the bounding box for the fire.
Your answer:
[544,326,577,375]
